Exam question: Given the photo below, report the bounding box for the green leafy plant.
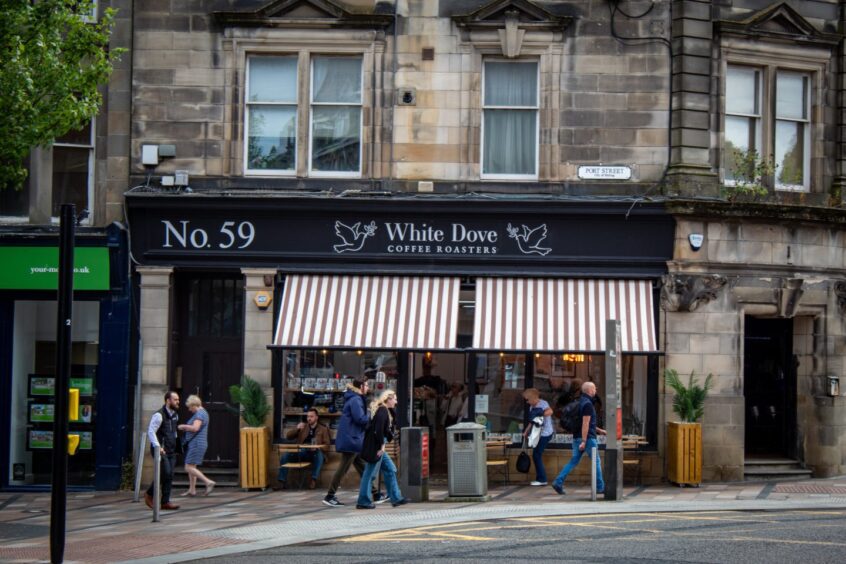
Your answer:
[664,369,713,423]
[723,147,773,202]
[229,375,270,427]
[0,0,124,189]
[119,458,135,491]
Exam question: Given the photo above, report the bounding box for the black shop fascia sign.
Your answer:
[125,195,674,277]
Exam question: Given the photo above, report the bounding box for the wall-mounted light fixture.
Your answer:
[562,353,585,363]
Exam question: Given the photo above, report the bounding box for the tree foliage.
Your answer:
[229,375,271,428]
[664,369,713,423]
[0,0,122,189]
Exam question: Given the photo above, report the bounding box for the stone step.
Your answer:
[744,468,813,481]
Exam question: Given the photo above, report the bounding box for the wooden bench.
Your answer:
[486,439,511,485]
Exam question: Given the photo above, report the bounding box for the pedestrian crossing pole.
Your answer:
[603,319,623,500]
[50,204,75,563]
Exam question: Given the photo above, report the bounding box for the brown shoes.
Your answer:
[308,478,316,490]
[144,493,153,509]
[160,502,180,510]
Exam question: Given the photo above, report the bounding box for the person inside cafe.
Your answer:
[278,408,330,489]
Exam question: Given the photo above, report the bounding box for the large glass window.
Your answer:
[473,353,527,437]
[310,57,362,175]
[280,350,398,440]
[245,54,363,177]
[774,72,809,190]
[246,56,298,174]
[8,300,100,487]
[723,65,811,191]
[482,60,538,179]
[724,67,761,184]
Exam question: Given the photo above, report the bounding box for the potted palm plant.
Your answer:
[229,375,271,490]
[664,368,713,486]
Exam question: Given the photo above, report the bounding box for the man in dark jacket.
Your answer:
[322,379,382,507]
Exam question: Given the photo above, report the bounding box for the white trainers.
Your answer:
[530,481,548,486]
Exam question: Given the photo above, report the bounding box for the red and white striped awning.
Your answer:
[473,278,657,352]
[273,275,461,350]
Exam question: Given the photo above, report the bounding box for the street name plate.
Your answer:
[577,165,632,180]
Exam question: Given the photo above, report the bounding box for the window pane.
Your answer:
[248,57,297,103]
[726,67,758,115]
[775,120,804,188]
[311,106,361,172]
[483,109,536,175]
[724,115,755,182]
[56,122,92,146]
[484,62,537,106]
[474,354,526,435]
[312,57,362,103]
[247,106,296,171]
[52,146,89,216]
[776,73,807,120]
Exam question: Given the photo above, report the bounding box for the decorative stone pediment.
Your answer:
[661,274,728,313]
[716,2,840,46]
[452,0,572,58]
[214,0,392,29]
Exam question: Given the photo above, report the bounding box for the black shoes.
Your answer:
[322,496,344,507]
[391,497,410,507]
[356,503,376,509]
[373,492,389,504]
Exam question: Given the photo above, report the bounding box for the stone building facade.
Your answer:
[122,0,846,487]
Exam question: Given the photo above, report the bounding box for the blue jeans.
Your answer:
[357,450,403,506]
[553,438,605,492]
[278,449,324,481]
[533,434,553,483]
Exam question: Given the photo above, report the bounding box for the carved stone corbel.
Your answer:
[775,278,804,318]
[661,274,728,312]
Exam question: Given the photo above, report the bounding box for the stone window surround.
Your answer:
[462,39,562,182]
[719,38,830,194]
[223,30,384,180]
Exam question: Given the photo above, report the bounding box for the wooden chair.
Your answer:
[486,439,511,485]
[277,444,314,489]
[622,436,645,485]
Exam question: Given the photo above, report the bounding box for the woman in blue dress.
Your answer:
[178,395,215,496]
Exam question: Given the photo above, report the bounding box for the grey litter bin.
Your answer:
[446,422,488,500]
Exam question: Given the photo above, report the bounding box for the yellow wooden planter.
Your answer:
[667,421,702,486]
[239,426,268,490]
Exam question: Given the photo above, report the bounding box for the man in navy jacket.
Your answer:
[322,379,382,507]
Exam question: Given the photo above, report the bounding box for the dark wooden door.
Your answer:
[173,273,244,467]
[743,317,796,458]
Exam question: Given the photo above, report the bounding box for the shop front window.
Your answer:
[8,300,99,487]
[473,353,527,438]
[280,349,398,439]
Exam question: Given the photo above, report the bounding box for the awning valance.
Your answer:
[473,278,657,352]
[273,275,461,350]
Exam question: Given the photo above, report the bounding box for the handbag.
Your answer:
[360,420,383,464]
[516,438,532,473]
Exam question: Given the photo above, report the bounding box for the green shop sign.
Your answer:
[0,247,110,290]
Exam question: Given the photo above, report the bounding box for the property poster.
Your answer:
[30,376,55,396]
[30,404,54,423]
[29,430,53,449]
[69,377,94,396]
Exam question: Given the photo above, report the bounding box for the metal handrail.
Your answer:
[133,434,147,502]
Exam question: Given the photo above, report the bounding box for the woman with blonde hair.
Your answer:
[356,390,409,509]
[177,395,215,496]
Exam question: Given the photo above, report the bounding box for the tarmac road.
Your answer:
[188,509,846,564]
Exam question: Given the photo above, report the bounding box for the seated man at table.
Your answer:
[278,408,331,489]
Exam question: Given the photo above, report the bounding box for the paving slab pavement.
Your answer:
[1,477,845,563]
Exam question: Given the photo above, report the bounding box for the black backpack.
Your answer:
[560,399,581,434]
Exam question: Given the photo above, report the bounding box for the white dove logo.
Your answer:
[507,223,552,256]
[333,220,377,253]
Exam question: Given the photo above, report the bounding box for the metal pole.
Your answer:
[50,204,75,564]
[133,434,147,502]
[590,446,597,502]
[152,445,161,522]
